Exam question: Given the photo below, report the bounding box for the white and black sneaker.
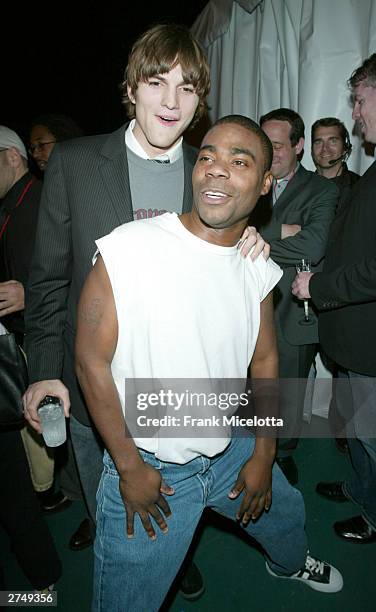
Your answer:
[266,553,343,593]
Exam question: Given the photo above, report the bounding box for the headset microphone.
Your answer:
[328,153,348,165]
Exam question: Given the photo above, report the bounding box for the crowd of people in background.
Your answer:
[0,21,375,611]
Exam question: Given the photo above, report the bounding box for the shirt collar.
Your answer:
[125,119,183,163]
[274,162,300,185]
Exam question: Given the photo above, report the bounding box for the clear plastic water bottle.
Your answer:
[38,395,67,447]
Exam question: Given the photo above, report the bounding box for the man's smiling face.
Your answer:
[192,122,272,232]
[128,63,199,158]
[312,125,345,170]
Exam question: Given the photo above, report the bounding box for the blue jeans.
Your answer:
[338,370,376,529]
[92,432,307,612]
[70,415,104,525]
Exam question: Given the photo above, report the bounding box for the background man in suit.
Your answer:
[22,23,266,596]
[0,126,40,330]
[0,126,62,592]
[293,53,376,544]
[250,108,338,485]
[311,117,360,454]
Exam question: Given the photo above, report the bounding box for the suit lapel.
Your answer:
[273,165,311,218]
[98,131,198,220]
[182,142,197,213]
[99,125,134,225]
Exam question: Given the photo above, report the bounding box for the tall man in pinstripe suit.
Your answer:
[22,23,266,597]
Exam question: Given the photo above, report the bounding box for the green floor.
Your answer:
[2,438,375,611]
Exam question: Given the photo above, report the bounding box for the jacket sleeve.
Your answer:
[310,257,376,309]
[263,182,338,268]
[24,145,72,382]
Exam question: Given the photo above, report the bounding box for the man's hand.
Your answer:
[228,455,272,523]
[238,226,270,261]
[281,223,301,239]
[0,280,25,316]
[23,380,70,433]
[292,271,313,299]
[119,460,174,540]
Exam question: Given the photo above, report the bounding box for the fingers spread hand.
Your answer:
[126,509,135,539]
[228,478,244,499]
[150,504,169,533]
[139,512,156,540]
[157,494,172,518]
[160,479,174,496]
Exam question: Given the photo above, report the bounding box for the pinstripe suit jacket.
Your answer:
[24,124,197,424]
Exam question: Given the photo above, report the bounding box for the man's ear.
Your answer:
[127,84,136,105]
[5,147,23,168]
[295,137,305,157]
[260,171,273,196]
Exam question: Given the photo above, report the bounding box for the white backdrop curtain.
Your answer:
[192,0,376,174]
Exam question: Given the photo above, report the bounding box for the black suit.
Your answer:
[309,161,376,529]
[310,160,376,376]
[252,165,338,346]
[250,165,338,448]
[0,172,41,339]
[24,124,197,520]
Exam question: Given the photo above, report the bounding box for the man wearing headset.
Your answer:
[311,117,360,453]
[311,117,359,211]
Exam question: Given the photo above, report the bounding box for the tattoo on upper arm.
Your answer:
[80,298,103,332]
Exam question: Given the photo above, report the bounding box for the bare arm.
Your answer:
[75,255,172,539]
[75,255,131,470]
[250,290,278,459]
[229,291,278,522]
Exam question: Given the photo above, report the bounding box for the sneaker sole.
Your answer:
[265,562,343,593]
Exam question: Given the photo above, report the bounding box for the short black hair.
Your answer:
[213,114,273,172]
[259,108,305,146]
[348,53,376,89]
[30,113,83,142]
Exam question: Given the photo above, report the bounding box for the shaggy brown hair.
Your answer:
[120,24,210,128]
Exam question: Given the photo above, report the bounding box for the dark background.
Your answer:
[3,2,209,144]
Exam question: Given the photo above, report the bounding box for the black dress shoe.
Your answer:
[69,518,93,551]
[40,490,72,514]
[316,481,348,502]
[276,456,298,486]
[334,515,376,543]
[179,561,205,601]
[335,438,349,454]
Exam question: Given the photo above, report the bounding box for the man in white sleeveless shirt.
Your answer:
[76,115,343,611]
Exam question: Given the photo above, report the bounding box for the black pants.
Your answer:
[0,427,62,590]
[277,339,317,455]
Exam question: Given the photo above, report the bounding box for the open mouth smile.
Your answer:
[201,189,231,203]
[157,115,179,125]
